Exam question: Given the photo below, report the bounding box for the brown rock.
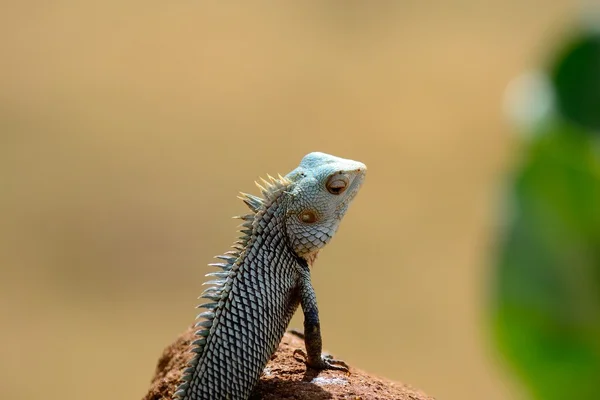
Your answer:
[144,327,434,400]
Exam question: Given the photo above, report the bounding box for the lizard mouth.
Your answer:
[348,167,366,196]
[335,166,366,215]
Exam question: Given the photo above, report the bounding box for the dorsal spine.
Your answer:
[174,174,291,399]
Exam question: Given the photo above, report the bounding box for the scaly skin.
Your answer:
[175,152,366,400]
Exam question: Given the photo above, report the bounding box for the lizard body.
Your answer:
[175,152,366,400]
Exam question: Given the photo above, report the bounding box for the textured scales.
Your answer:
[176,152,367,400]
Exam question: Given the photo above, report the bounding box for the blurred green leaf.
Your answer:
[550,32,600,132]
[493,123,600,400]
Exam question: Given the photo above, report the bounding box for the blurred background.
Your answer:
[1,1,597,400]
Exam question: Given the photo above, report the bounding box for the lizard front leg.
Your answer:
[294,269,349,372]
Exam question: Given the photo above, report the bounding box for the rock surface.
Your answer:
[144,326,434,400]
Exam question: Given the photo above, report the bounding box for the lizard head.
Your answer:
[284,152,366,263]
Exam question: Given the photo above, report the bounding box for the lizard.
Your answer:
[175,152,367,400]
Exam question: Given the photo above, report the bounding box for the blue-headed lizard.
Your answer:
[176,152,367,400]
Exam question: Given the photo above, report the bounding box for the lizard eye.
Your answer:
[326,174,349,195]
[300,210,318,224]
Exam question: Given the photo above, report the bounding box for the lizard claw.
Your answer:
[318,355,350,371]
[293,348,308,363]
[293,349,349,372]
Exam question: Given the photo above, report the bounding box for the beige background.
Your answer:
[1,2,579,399]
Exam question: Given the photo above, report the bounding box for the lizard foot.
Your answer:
[293,349,350,372]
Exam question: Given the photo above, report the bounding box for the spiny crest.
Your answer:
[175,173,291,399]
[174,252,239,398]
[237,174,291,213]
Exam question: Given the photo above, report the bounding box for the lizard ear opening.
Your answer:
[300,210,318,224]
